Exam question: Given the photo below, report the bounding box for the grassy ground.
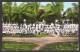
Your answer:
[41,42,79,51]
[34,33,49,37]
[3,33,49,37]
[2,41,38,51]
[2,35,78,51]
[3,33,78,37]
[2,41,79,51]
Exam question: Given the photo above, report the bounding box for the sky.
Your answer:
[39,2,78,11]
[16,2,78,12]
[63,2,78,11]
[8,2,78,12]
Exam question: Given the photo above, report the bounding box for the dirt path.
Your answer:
[2,37,78,51]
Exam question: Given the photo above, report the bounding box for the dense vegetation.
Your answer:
[2,2,79,24]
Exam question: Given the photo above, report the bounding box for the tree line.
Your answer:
[2,2,79,24]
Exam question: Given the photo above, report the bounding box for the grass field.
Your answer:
[2,41,79,51]
[3,33,49,37]
[2,41,38,51]
[2,36,78,51]
[3,33,78,37]
[41,42,79,51]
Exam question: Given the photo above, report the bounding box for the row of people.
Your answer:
[2,23,79,36]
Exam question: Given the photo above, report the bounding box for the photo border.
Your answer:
[0,0,80,52]
[0,0,2,52]
[2,0,80,2]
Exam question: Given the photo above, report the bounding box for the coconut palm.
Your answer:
[40,2,64,24]
[3,2,12,23]
[20,2,40,23]
[63,3,79,24]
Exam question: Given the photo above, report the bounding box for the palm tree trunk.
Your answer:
[9,6,11,23]
[9,2,12,23]
[35,0,38,22]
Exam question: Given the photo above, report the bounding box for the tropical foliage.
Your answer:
[2,2,79,24]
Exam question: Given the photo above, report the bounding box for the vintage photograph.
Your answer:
[2,2,79,51]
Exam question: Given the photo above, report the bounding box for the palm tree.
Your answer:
[20,2,41,23]
[12,2,24,24]
[3,2,12,23]
[63,3,79,24]
[40,2,64,24]
[72,3,79,23]
[3,2,64,24]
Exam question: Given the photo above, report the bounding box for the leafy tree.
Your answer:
[3,2,12,23]
[3,2,78,24]
[63,3,79,23]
